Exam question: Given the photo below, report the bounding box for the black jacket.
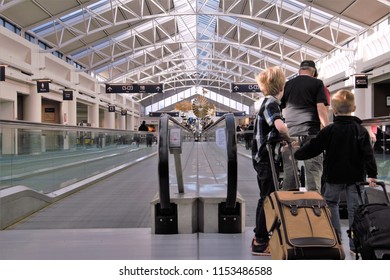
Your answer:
[294,115,377,184]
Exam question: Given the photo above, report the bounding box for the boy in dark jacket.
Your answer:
[294,89,377,254]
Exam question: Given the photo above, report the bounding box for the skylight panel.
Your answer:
[32,22,59,34]
[59,0,109,24]
[33,0,120,37]
[203,0,220,10]
[332,18,365,33]
[88,0,110,11]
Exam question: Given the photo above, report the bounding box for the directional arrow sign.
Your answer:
[216,111,246,117]
[231,83,260,93]
[138,84,163,93]
[216,112,229,117]
[149,112,179,117]
[105,83,163,94]
[105,84,138,93]
[233,111,246,117]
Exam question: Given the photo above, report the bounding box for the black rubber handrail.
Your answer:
[158,114,170,210]
[361,116,390,126]
[0,119,153,135]
[225,113,238,209]
[203,113,238,209]
[157,114,194,211]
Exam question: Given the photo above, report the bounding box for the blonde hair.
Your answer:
[331,89,355,114]
[256,66,286,97]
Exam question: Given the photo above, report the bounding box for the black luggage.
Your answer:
[349,181,390,260]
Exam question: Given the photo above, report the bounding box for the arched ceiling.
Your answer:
[1,0,389,110]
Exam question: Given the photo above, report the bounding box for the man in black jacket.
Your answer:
[294,89,377,254]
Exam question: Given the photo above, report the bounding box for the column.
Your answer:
[119,114,126,130]
[88,102,99,128]
[24,85,42,154]
[25,85,42,122]
[354,85,372,119]
[104,109,115,129]
[130,98,135,130]
[126,115,132,130]
[66,98,77,126]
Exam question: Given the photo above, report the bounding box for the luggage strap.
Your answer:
[279,199,326,217]
[268,217,281,238]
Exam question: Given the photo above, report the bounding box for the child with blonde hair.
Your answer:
[251,66,289,255]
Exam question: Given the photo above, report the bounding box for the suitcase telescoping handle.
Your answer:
[266,139,300,191]
[356,181,390,203]
[266,142,280,190]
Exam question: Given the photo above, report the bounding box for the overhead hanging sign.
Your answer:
[105,83,163,94]
[149,112,179,117]
[354,75,368,88]
[231,83,260,93]
[36,80,50,93]
[216,112,228,117]
[233,111,246,117]
[108,105,116,112]
[63,90,73,100]
[0,65,5,81]
[216,111,246,117]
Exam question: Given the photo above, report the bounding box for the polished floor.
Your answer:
[0,225,355,260]
[0,143,356,260]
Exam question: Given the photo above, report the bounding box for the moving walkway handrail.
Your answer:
[0,119,142,133]
[157,114,194,210]
[203,113,238,209]
[361,116,390,126]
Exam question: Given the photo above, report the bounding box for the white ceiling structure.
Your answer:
[0,0,389,111]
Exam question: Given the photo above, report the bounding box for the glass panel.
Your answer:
[0,121,156,194]
[372,124,390,185]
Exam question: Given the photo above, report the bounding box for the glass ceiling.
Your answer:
[1,0,388,112]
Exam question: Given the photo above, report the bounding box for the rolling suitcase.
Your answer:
[349,182,390,260]
[263,141,345,260]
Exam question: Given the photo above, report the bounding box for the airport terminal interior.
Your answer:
[0,0,390,260]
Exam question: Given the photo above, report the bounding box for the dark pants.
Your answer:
[245,134,253,150]
[146,134,153,147]
[253,160,277,243]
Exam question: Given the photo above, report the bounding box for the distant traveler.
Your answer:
[236,125,243,142]
[244,122,254,150]
[251,66,289,256]
[281,60,329,192]
[138,120,149,132]
[294,89,378,254]
[139,121,152,147]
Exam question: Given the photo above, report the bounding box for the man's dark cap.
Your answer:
[300,60,316,69]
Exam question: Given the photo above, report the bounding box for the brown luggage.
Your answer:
[263,141,345,260]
